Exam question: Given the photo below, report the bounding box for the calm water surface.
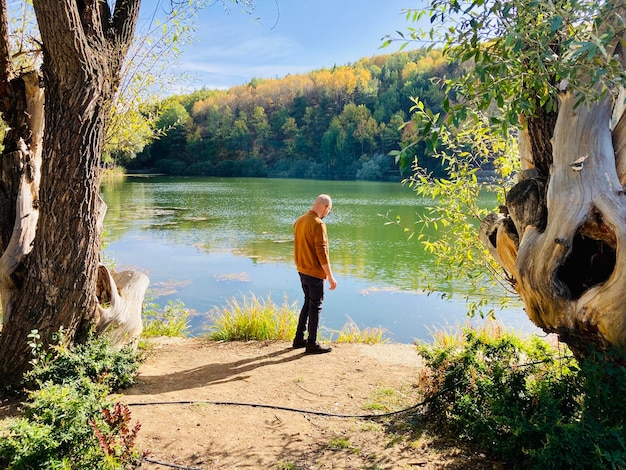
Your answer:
[101,176,537,343]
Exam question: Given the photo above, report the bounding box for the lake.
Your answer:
[101,176,539,343]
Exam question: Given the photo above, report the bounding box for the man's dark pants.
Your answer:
[296,272,324,344]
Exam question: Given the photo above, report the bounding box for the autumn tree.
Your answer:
[395,1,626,360]
[142,50,451,179]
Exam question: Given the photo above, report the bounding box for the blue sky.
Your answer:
[174,0,422,90]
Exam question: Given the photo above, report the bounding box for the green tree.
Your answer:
[250,105,271,158]
[394,1,626,359]
[351,105,379,156]
[280,116,300,159]
[319,104,379,178]
[149,100,192,164]
[0,0,250,387]
[228,112,252,158]
[381,112,405,154]
[320,117,346,174]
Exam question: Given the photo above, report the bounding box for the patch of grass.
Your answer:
[375,387,396,397]
[426,323,466,349]
[328,318,388,344]
[207,294,391,345]
[363,385,411,413]
[208,294,298,341]
[328,437,359,453]
[408,435,432,451]
[359,421,383,433]
[363,402,387,411]
[142,299,190,338]
[275,462,297,470]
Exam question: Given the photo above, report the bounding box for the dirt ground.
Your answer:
[123,338,503,470]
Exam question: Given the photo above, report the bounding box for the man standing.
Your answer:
[293,194,337,354]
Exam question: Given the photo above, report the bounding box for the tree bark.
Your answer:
[96,264,149,348]
[475,1,626,359]
[482,89,626,358]
[0,0,143,387]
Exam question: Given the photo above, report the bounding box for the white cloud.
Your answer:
[185,34,300,64]
[172,0,421,90]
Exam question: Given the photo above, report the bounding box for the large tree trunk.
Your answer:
[0,0,145,387]
[478,3,626,360]
[481,89,626,358]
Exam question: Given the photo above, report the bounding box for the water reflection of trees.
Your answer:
[101,177,496,296]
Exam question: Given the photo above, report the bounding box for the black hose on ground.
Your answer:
[126,379,463,420]
[132,380,467,468]
[143,456,202,469]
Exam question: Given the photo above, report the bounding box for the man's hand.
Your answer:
[321,264,337,290]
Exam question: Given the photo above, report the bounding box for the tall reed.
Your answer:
[330,318,388,344]
[209,294,298,341]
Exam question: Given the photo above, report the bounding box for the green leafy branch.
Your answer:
[391,96,521,314]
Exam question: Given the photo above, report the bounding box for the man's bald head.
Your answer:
[312,194,332,218]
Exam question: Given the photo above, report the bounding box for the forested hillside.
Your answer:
[126,49,456,181]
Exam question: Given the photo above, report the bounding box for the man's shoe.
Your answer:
[292,338,307,349]
[305,343,332,354]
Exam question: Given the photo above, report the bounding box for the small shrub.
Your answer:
[208,294,298,341]
[526,347,626,469]
[415,322,626,469]
[23,331,142,391]
[90,403,143,465]
[142,299,190,338]
[0,331,144,469]
[0,419,60,469]
[0,379,137,469]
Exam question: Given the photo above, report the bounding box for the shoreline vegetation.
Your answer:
[2,296,625,469]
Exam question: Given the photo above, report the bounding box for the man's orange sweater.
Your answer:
[294,210,329,280]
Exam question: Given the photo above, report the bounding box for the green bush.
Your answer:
[23,332,142,391]
[416,323,626,469]
[1,379,110,468]
[526,348,626,469]
[0,331,144,469]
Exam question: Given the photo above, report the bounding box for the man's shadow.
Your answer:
[124,347,304,395]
